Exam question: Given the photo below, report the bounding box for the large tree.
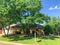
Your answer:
[0,0,50,35]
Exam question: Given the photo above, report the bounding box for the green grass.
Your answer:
[37,38,60,45]
[0,35,60,45]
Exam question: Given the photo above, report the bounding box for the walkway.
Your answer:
[0,41,32,45]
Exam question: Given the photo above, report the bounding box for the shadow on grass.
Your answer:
[37,35,60,43]
[3,34,34,41]
[2,34,60,43]
[37,40,42,42]
[38,35,60,40]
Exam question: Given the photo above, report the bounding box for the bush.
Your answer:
[44,25,53,35]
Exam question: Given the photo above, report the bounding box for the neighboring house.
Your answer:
[0,28,4,36]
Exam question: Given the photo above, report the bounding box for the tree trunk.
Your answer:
[4,25,10,36]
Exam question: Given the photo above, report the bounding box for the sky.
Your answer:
[41,0,60,17]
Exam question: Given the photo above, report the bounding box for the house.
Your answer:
[29,24,44,36]
[0,24,44,36]
[0,24,21,36]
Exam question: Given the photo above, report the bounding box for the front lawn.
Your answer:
[0,35,60,45]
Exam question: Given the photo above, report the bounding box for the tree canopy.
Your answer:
[0,0,50,28]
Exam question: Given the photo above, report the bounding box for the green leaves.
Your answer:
[0,0,50,28]
[0,5,7,15]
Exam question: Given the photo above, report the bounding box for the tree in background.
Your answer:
[44,17,60,35]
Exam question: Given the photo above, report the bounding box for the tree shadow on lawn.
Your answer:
[2,34,60,43]
[43,36,60,40]
[37,35,60,42]
[3,34,34,41]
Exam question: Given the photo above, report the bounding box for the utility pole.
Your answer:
[34,30,36,42]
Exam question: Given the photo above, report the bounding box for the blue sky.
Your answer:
[41,0,60,17]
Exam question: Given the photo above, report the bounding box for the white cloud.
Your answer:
[55,5,58,8]
[49,7,53,10]
[49,5,60,10]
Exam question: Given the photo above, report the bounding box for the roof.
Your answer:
[30,24,44,29]
[10,24,21,28]
[6,24,21,28]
